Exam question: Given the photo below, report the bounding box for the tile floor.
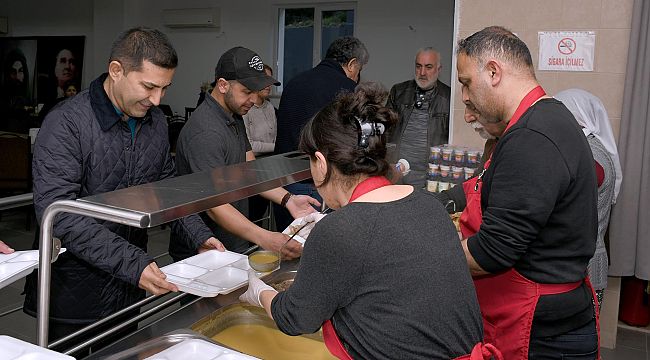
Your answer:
[0,209,648,359]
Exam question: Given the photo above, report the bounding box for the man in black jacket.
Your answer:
[24,27,223,345]
[273,36,368,230]
[387,47,451,188]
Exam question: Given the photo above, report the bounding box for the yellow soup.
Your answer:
[212,324,336,360]
[249,253,279,264]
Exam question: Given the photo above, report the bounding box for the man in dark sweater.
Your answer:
[273,36,369,229]
[456,26,598,359]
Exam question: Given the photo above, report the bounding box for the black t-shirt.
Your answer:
[467,99,598,336]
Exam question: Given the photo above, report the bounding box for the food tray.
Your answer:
[0,249,66,291]
[161,250,262,298]
[144,338,259,360]
[0,335,75,359]
[281,218,307,245]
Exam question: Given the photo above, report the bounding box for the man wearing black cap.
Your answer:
[170,47,320,261]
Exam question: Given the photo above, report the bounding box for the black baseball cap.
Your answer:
[215,47,280,91]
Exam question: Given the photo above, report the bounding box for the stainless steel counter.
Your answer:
[79,152,312,227]
[37,152,312,347]
[85,260,300,360]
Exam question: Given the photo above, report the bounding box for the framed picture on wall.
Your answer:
[0,38,38,133]
[35,36,85,105]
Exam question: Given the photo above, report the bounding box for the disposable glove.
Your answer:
[239,270,276,307]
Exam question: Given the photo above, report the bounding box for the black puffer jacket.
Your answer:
[24,73,213,324]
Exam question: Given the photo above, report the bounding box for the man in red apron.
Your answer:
[456,26,600,359]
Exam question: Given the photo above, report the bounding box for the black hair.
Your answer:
[457,26,535,76]
[325,36,369,66]
[299,82,398,187]
[109,27,178,74]
[3,48,30,98]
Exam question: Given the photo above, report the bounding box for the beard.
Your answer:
[471,121,496,140]
[224,88,250,115]
[415,77,436,90]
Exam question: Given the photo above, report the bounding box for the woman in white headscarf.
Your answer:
[555,89,622,308]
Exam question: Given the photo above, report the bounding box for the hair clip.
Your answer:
[355,116,385,148]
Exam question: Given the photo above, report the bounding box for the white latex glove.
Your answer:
[295,212,327,240]
[239,270,276,307]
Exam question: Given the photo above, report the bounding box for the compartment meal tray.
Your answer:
[145,338,260,360]
[0,249,66,291]
[0,335,75,359]
[161,250,272,298]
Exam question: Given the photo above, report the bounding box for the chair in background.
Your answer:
[158,104,174,118]
[167,115,186,155]
[0,133,33,229]
[185,107,196,122]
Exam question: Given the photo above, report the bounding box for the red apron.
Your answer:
[322,176,501,360]
[459,86,600,360]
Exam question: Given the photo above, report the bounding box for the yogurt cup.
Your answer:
[451,166,464,180]
[453,150,466,164]
[430,146,442,162]
[464,167,476,180]
[466,150,479,165]
[441,148,453,162]
[426,180,438,192]
[428,163,440,176]
[438,182,450,191]
[439,165,450,178]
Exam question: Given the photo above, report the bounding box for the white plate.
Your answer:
[161,250,266,297]
[0,335,75,359]
[144,338,260,360]
[0,249,66,291]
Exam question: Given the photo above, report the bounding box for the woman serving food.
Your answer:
[240,83,499,359]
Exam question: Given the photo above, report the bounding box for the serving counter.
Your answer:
[84,260,301,360]
[34,152,312,354]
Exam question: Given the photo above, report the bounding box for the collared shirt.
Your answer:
[172,92,252,254]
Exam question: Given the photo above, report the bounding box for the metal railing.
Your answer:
[37,200,149,346]
[31,152,311,350]
[0,192,33,211]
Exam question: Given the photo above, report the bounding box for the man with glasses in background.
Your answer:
[387,47,451,188]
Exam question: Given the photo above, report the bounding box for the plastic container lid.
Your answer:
[0,335,75,359]
[0,249,66,291]
[144,338,260,360]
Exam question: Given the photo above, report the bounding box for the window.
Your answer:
[276,4,355,92]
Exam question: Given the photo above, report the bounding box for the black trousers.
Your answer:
[528,318,598,359]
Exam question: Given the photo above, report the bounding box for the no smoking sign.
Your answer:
[539,31,595,71]
[558,38,576,55]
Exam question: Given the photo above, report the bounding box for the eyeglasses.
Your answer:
[414,91,426,109]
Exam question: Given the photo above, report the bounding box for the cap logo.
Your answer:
[248,56,264,71]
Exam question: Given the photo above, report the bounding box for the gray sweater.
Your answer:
[587,135,615,290]
[271,189,483,359]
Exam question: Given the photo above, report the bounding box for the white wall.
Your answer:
[0,0,455,115]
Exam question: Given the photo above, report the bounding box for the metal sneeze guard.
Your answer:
[36,152,311,347]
